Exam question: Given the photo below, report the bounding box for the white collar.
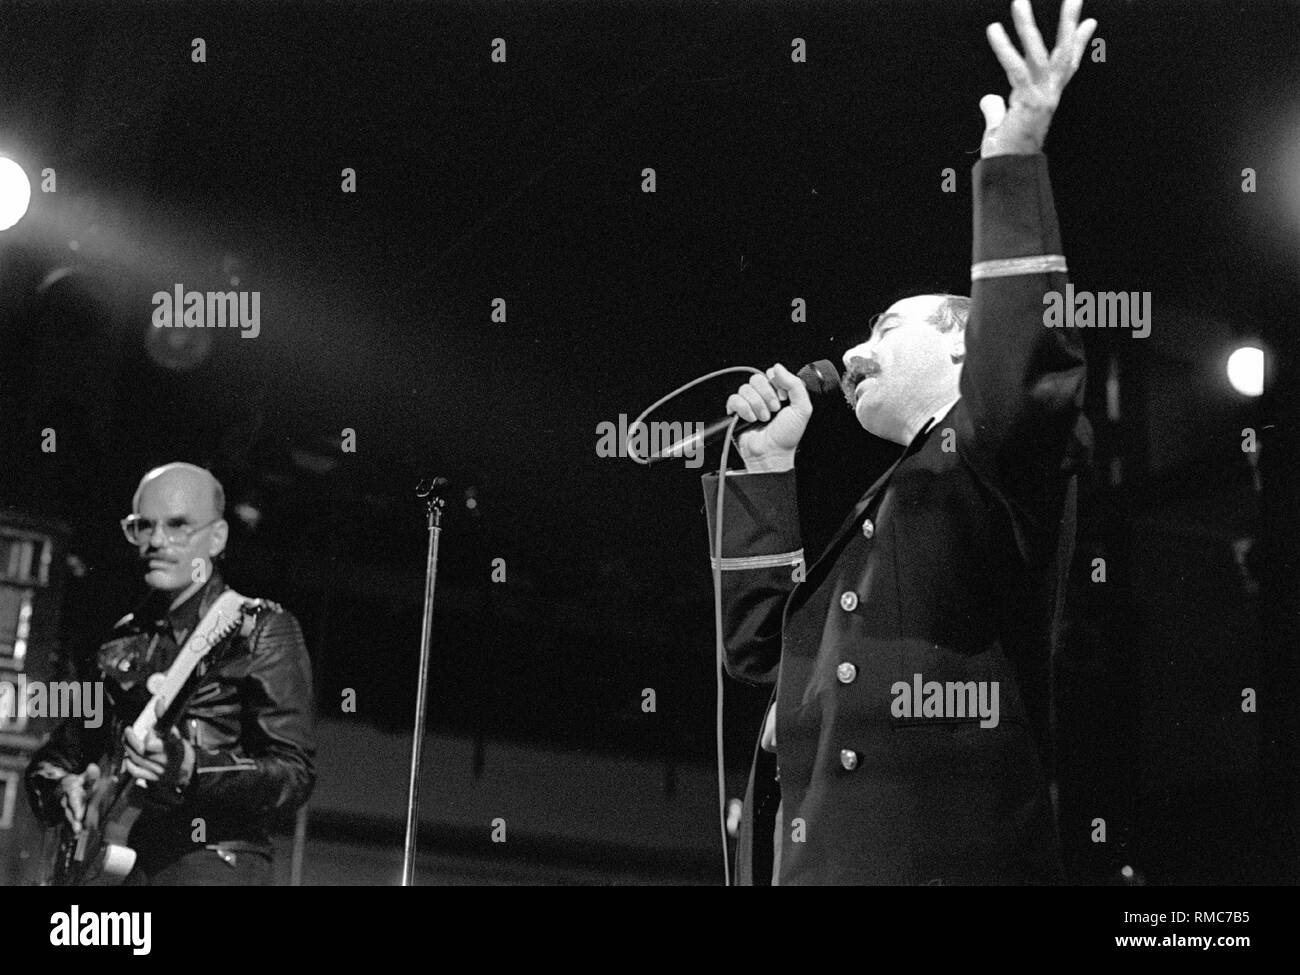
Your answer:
[922,397,960,435]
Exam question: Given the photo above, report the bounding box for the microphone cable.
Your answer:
[627,365,765,887]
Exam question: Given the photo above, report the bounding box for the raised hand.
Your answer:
[979,0,1097,158]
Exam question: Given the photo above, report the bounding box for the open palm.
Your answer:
[980,0,1098,158]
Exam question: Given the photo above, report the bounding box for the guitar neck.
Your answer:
[130,644,206,738]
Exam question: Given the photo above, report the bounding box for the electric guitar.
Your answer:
[46,589,248,886]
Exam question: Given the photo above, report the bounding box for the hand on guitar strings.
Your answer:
[53,762,100,835]
[123,698,196,791]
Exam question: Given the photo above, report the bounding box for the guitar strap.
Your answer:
[150,588,252,738]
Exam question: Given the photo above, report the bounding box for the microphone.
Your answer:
[657,359,842,462]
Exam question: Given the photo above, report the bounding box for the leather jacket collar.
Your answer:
[133,569,227,641]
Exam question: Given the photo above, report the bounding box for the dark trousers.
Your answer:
[125,845,274,886]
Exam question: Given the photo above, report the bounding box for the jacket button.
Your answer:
[836,662,857,684]
[861,519,875,539]
[839,591,858,612]
[840,749,859,771]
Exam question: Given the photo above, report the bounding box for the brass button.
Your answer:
[839,591,858,612]
[836,662,857,684]
[840,749,859,771]
[862,519,875,539]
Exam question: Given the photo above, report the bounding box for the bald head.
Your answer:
[133,463,225,521]
[131,463,229,596]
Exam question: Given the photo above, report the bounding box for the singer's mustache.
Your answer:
[841,357,881,406]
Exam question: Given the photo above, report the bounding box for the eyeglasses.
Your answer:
[120,515,219,546]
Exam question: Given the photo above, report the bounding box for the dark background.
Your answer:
[0,0,1296,883]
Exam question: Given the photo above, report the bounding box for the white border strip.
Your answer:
[709,548,805,571]
[971,254,1067,280]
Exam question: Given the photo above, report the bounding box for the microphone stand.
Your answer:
[402,477,448,886]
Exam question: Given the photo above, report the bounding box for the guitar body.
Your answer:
[45,590,248,886]
[48,765,145,886]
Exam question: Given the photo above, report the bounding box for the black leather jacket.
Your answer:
[25,571,316,866]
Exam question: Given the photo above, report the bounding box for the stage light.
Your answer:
[1226,345,1264,397]
[234,502,262,530]
[145,317,214,371]
[0,156,32,231]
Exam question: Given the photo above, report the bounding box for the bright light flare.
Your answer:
[1226,345,1264,397]
[0,157,32,231]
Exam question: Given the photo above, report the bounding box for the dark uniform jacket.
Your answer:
[26,570,316,872]
[704,154,1088,885]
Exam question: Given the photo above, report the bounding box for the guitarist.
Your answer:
[25,462,316,885]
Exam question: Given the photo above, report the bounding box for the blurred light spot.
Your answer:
[1227,345,1264,397]
[726,797,742,837]
[1105,353,1121,422]
[290,448,339,475]
[145,320,213,371]
[234,502,262,530]
[68,240,80,251]
[37,267,77,293]
[12,596,32,664]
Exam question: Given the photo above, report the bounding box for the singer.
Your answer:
[703,0,1095,884]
